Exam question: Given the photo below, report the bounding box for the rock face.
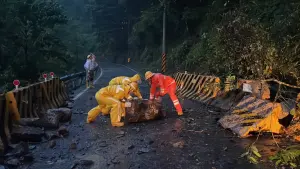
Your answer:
[125,99,165,123]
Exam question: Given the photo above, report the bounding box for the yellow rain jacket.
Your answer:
[86,85,133,127]
[108,74,142,99]
[99,85,133,100]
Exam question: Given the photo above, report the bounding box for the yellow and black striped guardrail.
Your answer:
[0,71,87,152]
[173,71,299,138]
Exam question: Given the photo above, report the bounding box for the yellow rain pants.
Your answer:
[101,103,125,117]
[86,85,132,127]
[87,92,123,127]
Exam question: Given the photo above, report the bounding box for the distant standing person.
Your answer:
[91,53,99,77]
[84,54,98,88]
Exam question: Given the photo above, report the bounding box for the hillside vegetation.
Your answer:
[88,0,300,85]
[0,0,98,87]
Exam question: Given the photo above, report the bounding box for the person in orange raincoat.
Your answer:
[145,71,183,116]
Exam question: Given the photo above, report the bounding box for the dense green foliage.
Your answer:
[1,0,299,86]
[0,0,97,88]
[88,0,300,84]
[270,145,300,168]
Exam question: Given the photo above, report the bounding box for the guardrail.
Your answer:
[174,72,300,138]
[0,69,94,152]
[60,67,100,94]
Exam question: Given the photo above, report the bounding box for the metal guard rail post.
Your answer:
[60,67,100,94]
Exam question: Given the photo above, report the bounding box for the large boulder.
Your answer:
[19,108,72,129]
[10,125,44,143]
[125,99,165,123]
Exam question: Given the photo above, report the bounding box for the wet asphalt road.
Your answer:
[24,59,277,169]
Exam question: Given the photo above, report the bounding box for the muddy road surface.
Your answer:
[22,59,277,169]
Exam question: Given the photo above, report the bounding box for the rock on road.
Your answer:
[25,59,271,169]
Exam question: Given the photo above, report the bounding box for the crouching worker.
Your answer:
[109,74,143,99]
[86,82,139,127]
[145,71,183,116]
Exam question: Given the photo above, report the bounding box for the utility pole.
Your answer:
[127,16,130,64]
[161,1,166,73]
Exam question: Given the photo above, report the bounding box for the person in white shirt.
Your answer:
[84,54,98,88]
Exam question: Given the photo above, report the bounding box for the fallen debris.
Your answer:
[132,127,140,132]
[11,126,44,143]
[29,145,36,150]
[57,108,72,122]
[49,140,56,149]
[285,117,300,141]
[57,126,69,137]
[19,153,34,162]
[19,108,72,129]
[137,148,150,154]
[116,131,125,138]
[145,137,154,145]
[111,156,120,164]
[45,131,60,140]
[184,129,205,133]
[5,142,29,157]
[75,159,94,166]
[69,142,77,150]
[98,141,107,147]
[71,160,94,169]
[172,141,185,148]
[5,158,20,167]
[128,145,135,150]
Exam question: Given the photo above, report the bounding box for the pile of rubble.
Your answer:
[0,108,72,168]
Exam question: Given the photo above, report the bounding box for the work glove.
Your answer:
[148,99,154,104]
[160,89,167,96]
[155,96,162,103]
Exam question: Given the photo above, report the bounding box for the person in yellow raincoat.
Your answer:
[86,82,138,127]
[108,74,143,99]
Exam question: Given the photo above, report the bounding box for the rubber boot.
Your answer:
[89,83,95,88]
[121,102,125,117]
[86,118,93,123]
[86,81,89,89]
[111,122,124,127]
